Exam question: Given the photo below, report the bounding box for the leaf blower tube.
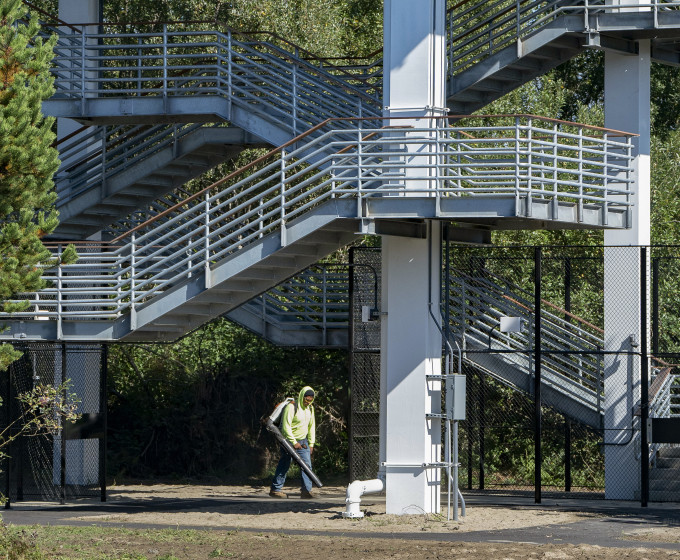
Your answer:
[265,418,323,488]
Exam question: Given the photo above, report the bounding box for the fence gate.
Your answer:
[349,247,381,481]
[1,343,106,504]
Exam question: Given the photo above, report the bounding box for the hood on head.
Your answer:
[298,385,315,408]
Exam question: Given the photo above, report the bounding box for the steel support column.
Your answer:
[603,36,651,500]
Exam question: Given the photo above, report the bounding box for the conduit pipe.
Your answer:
[342,477,385,518]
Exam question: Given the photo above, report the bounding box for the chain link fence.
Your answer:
[0,343,106,504]
[348,242,673,501]
[349,246,381,481]
[444,242,680,502]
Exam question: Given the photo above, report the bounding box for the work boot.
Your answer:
[300,489,317,499]
[269,490,287,498]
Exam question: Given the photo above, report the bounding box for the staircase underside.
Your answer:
[448,11,680,114]
[463,343,603,429]
[54,127,267,239]
[226,303,349,348]
[45,97,311,149]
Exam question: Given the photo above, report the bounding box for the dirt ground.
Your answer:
[56,482,680,559]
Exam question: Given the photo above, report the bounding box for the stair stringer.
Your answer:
[448,11,680,114]
[460,341,604,429]
[55,126,268,239]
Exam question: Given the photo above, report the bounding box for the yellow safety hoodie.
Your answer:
[281,385,316,448]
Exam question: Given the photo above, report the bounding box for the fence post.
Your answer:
[60,344,67,505]
[652,256,659,356]
[640,246,649,508]
[99,344,108,502]
[565,417,571,492]
[4,355,11,509]
[534,246,542,504]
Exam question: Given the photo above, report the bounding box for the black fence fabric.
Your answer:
[346,243,680,502]
[349,247,381,482]
[0,344,105,503]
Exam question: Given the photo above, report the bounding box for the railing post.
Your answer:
[80,28,86,115]
[137,37,143,96]
[526,117,536,217]
[280,149,287,247]
[292,48,299,137]
[204,191,212,289]
[57,244,63,340]
[130,232,137,331]
[641,246,649,508]
[534,245,542,505]
[162,24,168,110]
[578,127,584,223]
[515,116,524,216]
[357,127,363,218]
[101,126,107,197]
[227,29,233,117]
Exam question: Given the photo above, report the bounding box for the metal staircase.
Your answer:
[444,263,605,428]
[45,23,381,238]
[446,0,680,114]
[1,115,633,342]
[55,123,267,238]
[645,362,680,500]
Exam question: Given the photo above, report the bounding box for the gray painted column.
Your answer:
[57,0,100,140]
[603,40,651,499]
[53,0,102,488]
[380,0,446,515]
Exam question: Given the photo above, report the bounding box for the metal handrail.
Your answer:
[47,24,382,206]
[48,24,380,108]
[1,116,634,331]
[447,0,680,80]
[446,264,605,414]
[54,122,213,204]
[647,363,680,465]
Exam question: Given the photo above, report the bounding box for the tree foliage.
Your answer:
[107,320,349,479]
[0,0,75,370]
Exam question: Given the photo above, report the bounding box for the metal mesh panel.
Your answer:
[646,246,680,502]
[349,246,381,481]
[443,244,651,499]
[0,344,105,503]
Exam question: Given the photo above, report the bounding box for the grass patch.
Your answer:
[1,525,248,560]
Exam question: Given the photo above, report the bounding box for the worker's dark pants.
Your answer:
[271,437,312,492]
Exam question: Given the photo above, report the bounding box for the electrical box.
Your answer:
[361,306,371,323]
[445,374,466,421]
[500,316,521,333]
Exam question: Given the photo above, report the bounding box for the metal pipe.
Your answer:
[343,477,385,518]
[264,419,323,488]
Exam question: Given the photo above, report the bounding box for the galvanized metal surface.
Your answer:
[1,115,634,342]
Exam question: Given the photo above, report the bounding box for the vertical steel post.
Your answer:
[99,344,108,502]
[640,247,649,508]
[4,351,11,509]
[60,344,67,505]
[348,247,356,480]
[479,369,485,491]
[565,417,571,492]
[534,246,542,504]
[652,256,659,356]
